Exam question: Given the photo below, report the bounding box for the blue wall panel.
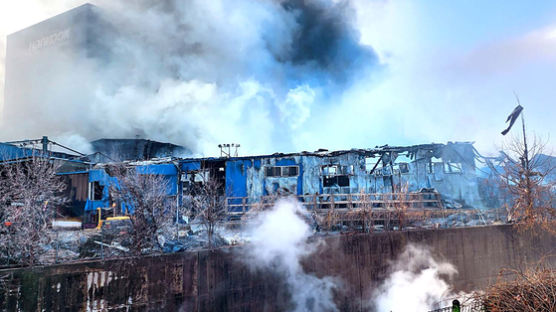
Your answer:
[136,164,178,195]
[0,143,33,161]
[225,160,252,211]
[179,161,201,172]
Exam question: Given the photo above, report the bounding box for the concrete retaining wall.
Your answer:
[0,225,554,311]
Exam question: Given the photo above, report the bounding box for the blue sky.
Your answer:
[418,2,556,47]
[326,0,556,155]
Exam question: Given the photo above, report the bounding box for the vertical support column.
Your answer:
[41,136,48,154]
[313,194,317,211]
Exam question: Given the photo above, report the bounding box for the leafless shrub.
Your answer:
[342,209,360,232]
[340,191,374,232]
[385,183,410,230]
[311,194,340,232]
[0,155,67,265]
[358,190,374,232]
[499,134,555,234]
[322,209,339,232]
[109,164,174,255]
[186,177,227,249]
[475,265,555,312]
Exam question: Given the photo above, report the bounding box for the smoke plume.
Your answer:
[0,0,379,155]
[245,198,339,312]
[370,244,459,311]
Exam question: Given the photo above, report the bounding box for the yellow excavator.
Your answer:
[96,205,131,231]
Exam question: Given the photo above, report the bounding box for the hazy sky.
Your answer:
[0,1,555,156]
[349,1,556,154]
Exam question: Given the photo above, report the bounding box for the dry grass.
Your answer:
[314,208,339,232]
[385,183,410,230]
[475,265,556,312]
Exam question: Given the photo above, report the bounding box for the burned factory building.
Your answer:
[205,141,482,212]
[1,137,489,228]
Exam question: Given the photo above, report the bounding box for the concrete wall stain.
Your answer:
[0,225,554,311]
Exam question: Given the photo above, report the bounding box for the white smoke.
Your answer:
[245,198,339,312]
[0,0,378,156]
[370,244,459,312]
[279,85,316,130]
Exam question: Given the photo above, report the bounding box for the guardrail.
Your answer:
[225,192,444,215]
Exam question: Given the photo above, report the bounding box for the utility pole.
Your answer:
[521,111,533,218]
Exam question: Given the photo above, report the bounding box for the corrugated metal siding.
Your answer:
[54,142,485,215]
[0,143,34,161]
[225,160,250,211]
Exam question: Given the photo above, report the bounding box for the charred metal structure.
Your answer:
[1,139,483,225]
[91,138,188,161]
[83,142,482,225]
[0,137,93,217]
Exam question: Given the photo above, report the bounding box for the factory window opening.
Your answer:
[427,157,443,174]
[193,170,210,183]
[265,166,280,177]
[323,175,350,188]
[365,156,381,173]
[92,181,103,201]
[181,169,211,193]
[265,165,299,177]
[398,162,410,174]
[426,162,434,174]
[322,164,353,176]
[444,162,463,174]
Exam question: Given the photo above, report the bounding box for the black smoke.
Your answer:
[110,0,378,88]
[278,0,378,86]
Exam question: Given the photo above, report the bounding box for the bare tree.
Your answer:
[358,190,374,233]
[384,183,410,230]
[186,177,227,249]
[0,156,67,265]
[321,208,340,232]
[499,134,555,233]
[108,165,174,255]
[310,194,340,233]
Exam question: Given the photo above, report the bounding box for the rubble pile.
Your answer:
[30,208,509,265]
[429,209,505,229]
[39,230,96,263]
